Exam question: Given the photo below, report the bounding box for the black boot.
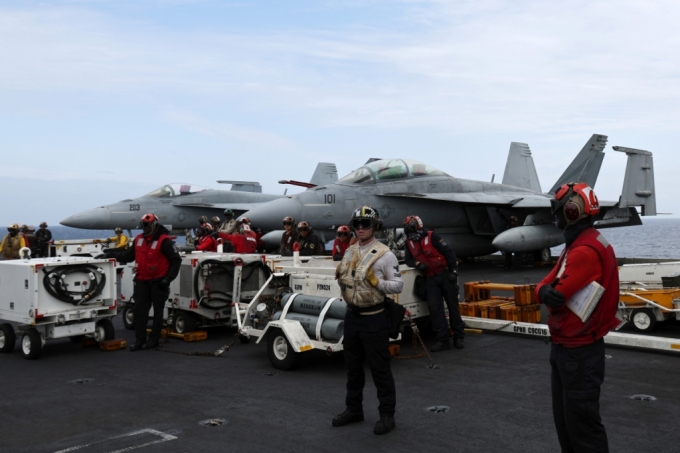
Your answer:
[129,342,145,352]
[454,338,465,349]
[430,339,451,352]
[332,409,364,427]
[142,340,159,350]
[374,415,395,435]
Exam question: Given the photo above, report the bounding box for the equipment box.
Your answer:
[0,257,118,359]
[661,273,680,288]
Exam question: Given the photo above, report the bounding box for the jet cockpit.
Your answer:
[337,159,449,185]
[143,183,210,198]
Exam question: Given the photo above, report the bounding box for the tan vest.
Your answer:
[337,240,390,308]
[1,234,24,260]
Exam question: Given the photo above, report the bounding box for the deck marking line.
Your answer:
[54,428,177,453]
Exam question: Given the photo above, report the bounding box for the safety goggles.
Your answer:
[298,227,310,232]
[351,219,373,230]
[338,232,349,236]
[141,221,153,228]
[283,221,293,226]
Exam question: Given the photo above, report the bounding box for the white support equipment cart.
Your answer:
[236,257,430,370]
[117,252,275,340]
[0,256,118,359]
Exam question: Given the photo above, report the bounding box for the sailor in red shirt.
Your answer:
[332,225,351,261]
[218,224,258,253]
[535,183,619,453]
[102,213,181,351]
[195,225,217,253]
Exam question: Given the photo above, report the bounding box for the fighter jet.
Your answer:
[60,163,338,231]
[243,135,657,258]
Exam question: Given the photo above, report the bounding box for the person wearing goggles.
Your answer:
[0,223,27,260]
[295,221,323,256]
[333,206,403,435]
[278,216,298,256]
[98,213,181,352]
[331,225,351,261]
[536,182,618,453]
[403,215,463,351]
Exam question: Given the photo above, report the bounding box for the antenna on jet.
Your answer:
[284,189,288,195]
[364,158,383,164]
[491,174,495,183]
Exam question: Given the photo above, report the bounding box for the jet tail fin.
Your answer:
[549,134,608,194]
[501,142,542,192]
[309,163,338,186]
[216,180,263,193]
[612,146,657,216]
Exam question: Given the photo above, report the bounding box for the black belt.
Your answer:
[347,302,386,315]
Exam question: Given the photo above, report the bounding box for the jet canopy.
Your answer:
[338,159,448,185]
[144,183,210,198]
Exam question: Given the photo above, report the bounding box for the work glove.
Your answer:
[366,268,380,287]
[538,284,565,309]
[447,267,458,285]
[332,254,342,261]
[157,278,170,290]
[416,262,428,272]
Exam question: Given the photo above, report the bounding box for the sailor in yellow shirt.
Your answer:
[0,224,28,260]
[108,227,129,249]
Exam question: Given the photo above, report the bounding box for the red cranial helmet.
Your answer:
[337,225,350,235]
[403,215,423,233]
[553,182,600,221]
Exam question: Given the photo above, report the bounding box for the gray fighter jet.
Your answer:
[60,163,338,231]
[243,135,657,258]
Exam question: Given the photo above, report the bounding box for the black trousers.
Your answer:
[425,272,465,340]
[343,309,396,416]
[133,280,169,344]
[550,339,609,453]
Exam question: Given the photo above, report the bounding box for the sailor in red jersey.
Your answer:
[195,225,217,252]
[102,213,181,351]
[218,224,258,253]
[535,183,619,453]
[331,225,351,261]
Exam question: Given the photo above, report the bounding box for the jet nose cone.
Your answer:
[243,197,303,231]
[60,207,112,229]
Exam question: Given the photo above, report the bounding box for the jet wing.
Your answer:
[379,192,553,208]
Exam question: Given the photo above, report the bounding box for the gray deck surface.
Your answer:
[1,259,679,453]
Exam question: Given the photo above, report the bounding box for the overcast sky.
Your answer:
[1,0,678,227]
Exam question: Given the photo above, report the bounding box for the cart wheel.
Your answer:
[21,328,43,360]
[174,311,197,334]
[631,308,656,332]
[122,305,135,330]
[239,335,251,344]
[267,328,301,371]
[0,323,16,353]
[94,318,115,342]
[69,335,85,343]
[534,248,551,263]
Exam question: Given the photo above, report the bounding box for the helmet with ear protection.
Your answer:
[552,182,600,221]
